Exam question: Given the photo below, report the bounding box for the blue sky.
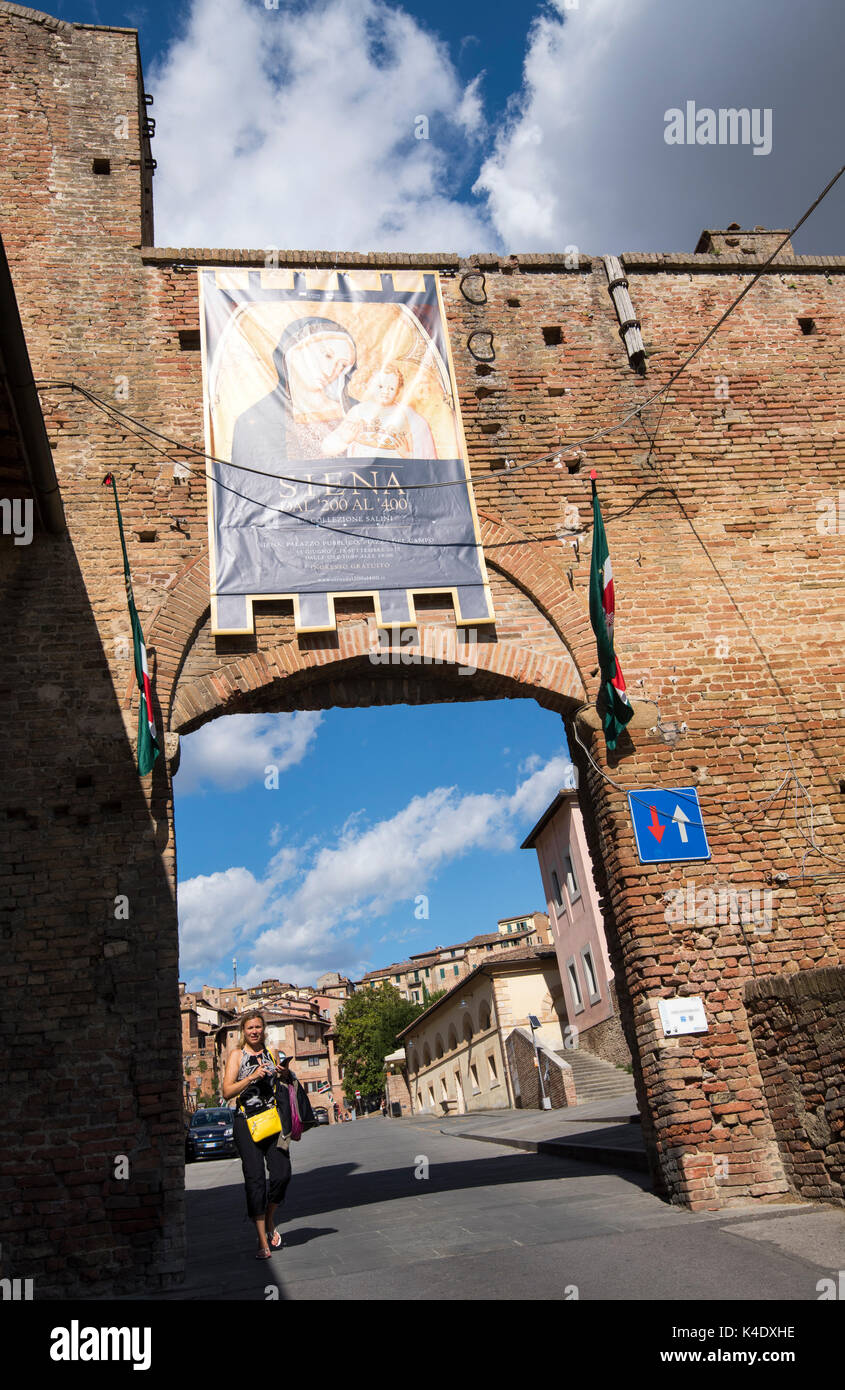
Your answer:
[174,702,575,990]
[46,0,843,988]
[51,0,844,254]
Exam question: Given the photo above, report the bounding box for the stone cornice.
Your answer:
[139,246,844,274]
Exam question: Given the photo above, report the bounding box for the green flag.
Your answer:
[104,475,160,776]
[588,472,634,750]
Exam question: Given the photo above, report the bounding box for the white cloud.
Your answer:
[518,751,542,775]
[178,845,300,977]
[474,0,649,250]
[455,72,486,138]
[149,0,493,252]
[178,865,270,974]
[147,0,842,263]
[475,0,844,255]
[175,711,322,795]
[509,754,576,822]
[178,749,575,986]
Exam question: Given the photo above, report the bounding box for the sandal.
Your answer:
[255,1247,272,1259]
[268,1230,282,1249]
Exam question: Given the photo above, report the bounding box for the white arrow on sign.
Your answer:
[673,805,690,843]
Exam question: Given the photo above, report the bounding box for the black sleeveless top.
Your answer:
[236,1047,277,1115]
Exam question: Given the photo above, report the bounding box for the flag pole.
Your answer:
[103,474,160,776]
[587,469,634,751]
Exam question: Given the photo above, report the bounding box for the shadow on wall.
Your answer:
[0,527,184,1297]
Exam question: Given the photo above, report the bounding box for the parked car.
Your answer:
[185,1107,237,1162]
[312,1106,330,1125]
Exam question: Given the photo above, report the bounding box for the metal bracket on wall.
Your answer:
[467,330,495,362]
[459,272,488,305]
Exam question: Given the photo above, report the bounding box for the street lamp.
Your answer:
[528,1015,552,1110]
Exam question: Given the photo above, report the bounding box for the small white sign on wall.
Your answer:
[658,996,708,1037]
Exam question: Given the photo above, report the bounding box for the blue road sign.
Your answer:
[627,786,711,864]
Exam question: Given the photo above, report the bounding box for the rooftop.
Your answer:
[521,788,580,850]
[396,947,558,1039]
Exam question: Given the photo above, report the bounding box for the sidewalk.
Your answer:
[437,1092,650,1174]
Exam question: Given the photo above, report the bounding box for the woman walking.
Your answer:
[222,1011,317,1258]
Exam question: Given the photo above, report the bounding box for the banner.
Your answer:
[199,267,495,634]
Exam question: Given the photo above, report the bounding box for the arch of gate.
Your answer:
[137,516,770,1214]
[139,509,797,1216]
[143,510,596,734]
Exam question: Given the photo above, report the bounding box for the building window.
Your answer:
[469,1064,480,1093]
[566,958,585,1014]
[440,968,446,979]
[428,1087,435,1108]
[581,946,601,1004]
[453,965,459,975]
[563,850,581,902]
[308,1056,322,1067]
[487,1053,499,1087]
[295,1023,305,1040]
[551,869,563,910]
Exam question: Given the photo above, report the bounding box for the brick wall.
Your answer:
[575,981,632,1068]
[506,1028,577,1109]
[745,967,845,1205]
[1,3,844,1291]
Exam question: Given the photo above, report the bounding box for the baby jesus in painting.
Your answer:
[321,364,437,460]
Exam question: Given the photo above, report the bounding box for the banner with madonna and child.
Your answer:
[199,267,495,634]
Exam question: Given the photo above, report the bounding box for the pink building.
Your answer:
[522,789,630,1065]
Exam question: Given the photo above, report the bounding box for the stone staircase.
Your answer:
[556,1048,636,1107]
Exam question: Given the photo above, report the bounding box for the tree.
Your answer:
[335,983,425,1103]
[422,985,448,1007]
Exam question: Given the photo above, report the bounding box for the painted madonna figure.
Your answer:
[225,316,360,528]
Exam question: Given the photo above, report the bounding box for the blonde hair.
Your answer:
[238,1011,266,1049]
[370,361,404,397]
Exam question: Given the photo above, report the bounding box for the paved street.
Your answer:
[173,1115,845,1301]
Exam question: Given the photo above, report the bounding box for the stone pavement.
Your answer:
[438,1094,649,1171]
[121,1113,845,1302]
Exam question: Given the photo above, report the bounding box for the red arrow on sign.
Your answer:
[647,806,665,843]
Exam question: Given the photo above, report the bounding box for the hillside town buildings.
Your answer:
[395,947,568,1116]
[178,916,572,1120]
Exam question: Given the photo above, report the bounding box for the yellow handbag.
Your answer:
[242,1050,282,1142]
[245,1105,281,1142]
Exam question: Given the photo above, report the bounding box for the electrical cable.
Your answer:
[34,154,845,499]
[33,376,622,492]
[570,712,845,884]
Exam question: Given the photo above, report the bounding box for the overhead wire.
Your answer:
[33,167,845,881]
[626,384,845,880]
[33,156,845,500]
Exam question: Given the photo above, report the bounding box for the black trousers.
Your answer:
[233,1110,293,1220]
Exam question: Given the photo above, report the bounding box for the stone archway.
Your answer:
[134,507,794,1216]
[142,509,596,735]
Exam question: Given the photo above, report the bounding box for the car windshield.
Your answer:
[191,1111,231,1127]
